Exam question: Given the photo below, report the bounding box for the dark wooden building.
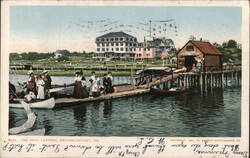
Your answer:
[177,40,223,71]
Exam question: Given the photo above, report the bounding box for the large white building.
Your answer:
[95,31,138,61]
[94,31,175,61]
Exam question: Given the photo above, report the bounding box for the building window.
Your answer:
[106,38,109,41]
[102,48,105,51]
[97,43,100,47]
[111,38,114,41]
[139,48,141,51]
[187,45,194,51]
[111,43,114,46]
[126,48,128,51]
[102,43,105,46]
[144,48,146,51]
[147,48,150,51]
[125,43,128,46]
[97,39,99,42]
[112,48,114,51]
[107,43,109,46]
[120,43,123,46]
[126,38,129,41]
[134,48,136,51]
[116,48,119,51]
[133,43,137,46]
[120,37,123,41]
[120,48,124,51]
[97,48,100,51]
[130,48,132,51]
[106,48,109,51]
[130,43,132,46]
[101,38,104,41]
[116,43,119,46]
[115,38,118,41]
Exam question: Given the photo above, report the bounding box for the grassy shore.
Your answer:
[10,69,132,76]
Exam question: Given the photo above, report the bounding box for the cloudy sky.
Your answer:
[10,6,241,53]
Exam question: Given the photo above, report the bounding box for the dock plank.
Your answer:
[55,88,150,105]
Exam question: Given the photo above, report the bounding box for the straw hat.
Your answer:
[27,70,33,75]
[43,70,48,74]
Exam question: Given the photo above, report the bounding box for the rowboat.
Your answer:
[9,97,55,109]
[150,87,187,94]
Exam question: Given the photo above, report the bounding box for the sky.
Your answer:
[10,6,242,53]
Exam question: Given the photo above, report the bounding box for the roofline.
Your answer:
[177,40,223,56]
[96,31,135,39]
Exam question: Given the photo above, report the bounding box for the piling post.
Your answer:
[199,73,203,92]
[204,73,207,92]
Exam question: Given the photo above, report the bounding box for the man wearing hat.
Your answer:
[26,70,37,95]
[42,70,52,98]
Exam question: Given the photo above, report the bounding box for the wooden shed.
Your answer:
[177,40,223,72]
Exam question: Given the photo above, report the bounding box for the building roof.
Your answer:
[148,38,174,47]
[191,41,222,55]
[96,31,135,39]
[178,40,223,55]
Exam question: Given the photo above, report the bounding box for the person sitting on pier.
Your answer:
[42,70,52,98]
[36,75,45,100]
[107,71,114,93]
[27,70,37,96]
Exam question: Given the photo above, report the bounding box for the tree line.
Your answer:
[10,39,242,64]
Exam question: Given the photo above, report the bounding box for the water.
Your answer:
[9,75,241,137]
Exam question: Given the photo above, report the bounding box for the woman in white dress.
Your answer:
[36,75,45,100]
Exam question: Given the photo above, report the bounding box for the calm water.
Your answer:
[9,75,241,137]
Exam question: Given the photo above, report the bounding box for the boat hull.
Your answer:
[9,98,55,109]
[150,87,187,94]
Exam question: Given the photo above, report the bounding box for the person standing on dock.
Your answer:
[27,70,37,95]
[103,74,108,94]
[36,75,45,100]
[80,70,89,98]
[107,71,114,93]
[73,72,84,98]
[90,71,101,97]
[43,70,52,98]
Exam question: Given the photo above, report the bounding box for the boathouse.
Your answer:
[177,40,223,72]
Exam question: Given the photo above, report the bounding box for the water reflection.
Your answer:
[103,99,112,119]
[73,105,87,127]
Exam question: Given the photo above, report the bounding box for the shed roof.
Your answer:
[96,31,135,39]
[178,40,223,55]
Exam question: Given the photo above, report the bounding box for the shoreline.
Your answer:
[9,69,132,76]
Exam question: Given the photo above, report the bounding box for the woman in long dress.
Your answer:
[73,72,84,98]
[36,75,45,100]
[91,76,101,97]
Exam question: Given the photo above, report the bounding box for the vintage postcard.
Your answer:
[1,0,249,158]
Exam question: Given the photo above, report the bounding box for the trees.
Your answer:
[213,39,241,64]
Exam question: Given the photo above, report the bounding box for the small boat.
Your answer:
[150,87,187,94]
[9,97,55,109]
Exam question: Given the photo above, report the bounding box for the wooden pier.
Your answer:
[55,88,150,107]
[53,68,241,106]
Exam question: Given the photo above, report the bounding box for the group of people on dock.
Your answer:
[73,71,113,98]
[24,70,52,101]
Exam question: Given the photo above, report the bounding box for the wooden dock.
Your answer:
[55,88,150,107]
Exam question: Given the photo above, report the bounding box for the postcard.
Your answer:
[1,0,249,158]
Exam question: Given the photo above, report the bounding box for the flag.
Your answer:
[160,51,169,59]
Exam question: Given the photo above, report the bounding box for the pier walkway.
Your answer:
[55,88,150,107]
